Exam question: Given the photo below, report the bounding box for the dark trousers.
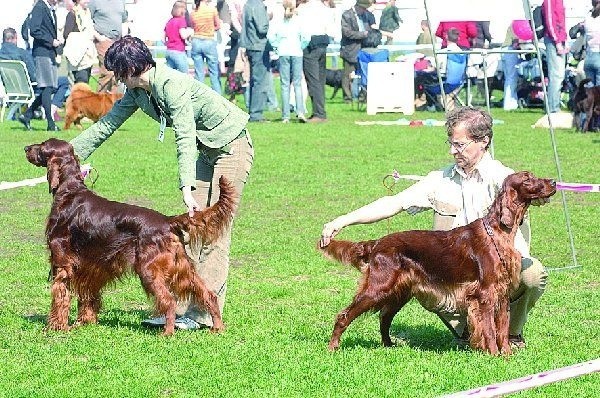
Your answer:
[303,46,327,119]
[25,86,55,129]
[72,67,91,84]
[246,48,269,121]
[342,59,356,101]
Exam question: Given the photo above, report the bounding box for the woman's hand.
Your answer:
[182,186,201,217]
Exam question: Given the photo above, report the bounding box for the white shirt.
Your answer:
[392,152,530,257]
[296,0,336,38]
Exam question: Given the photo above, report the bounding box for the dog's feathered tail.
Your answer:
[169,176,237,246]
[319,239,376,272]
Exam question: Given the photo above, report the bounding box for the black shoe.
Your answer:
[18,115,32,131]
[47,125,60,132]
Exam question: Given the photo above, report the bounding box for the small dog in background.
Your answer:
[326,69,343,99]
[64,83,123,130]
[571,78,600,132]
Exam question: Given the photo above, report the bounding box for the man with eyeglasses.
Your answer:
[320,106,547,349]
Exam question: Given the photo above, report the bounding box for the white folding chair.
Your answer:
[0,60,35,122]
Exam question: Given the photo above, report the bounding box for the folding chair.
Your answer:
[355,48,389,111]
[424,53,468,111]
[0,60,35,122]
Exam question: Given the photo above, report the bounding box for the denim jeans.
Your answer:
[278,56,305,119]
[544,38,566,113]
[191,38,222,94]
[165,49,190,74]
[246,49,269,121]
[584,51,600,86]
[502,50,520,110]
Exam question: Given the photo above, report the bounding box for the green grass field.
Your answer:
[0,94,598,397]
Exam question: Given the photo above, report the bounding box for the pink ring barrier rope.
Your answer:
[440,359,600,397]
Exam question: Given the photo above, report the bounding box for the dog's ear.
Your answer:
[499,186,517,229]
[47,157,61,194]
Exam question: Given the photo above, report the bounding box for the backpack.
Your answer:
[362,29,382,49]
[532,6,545,39]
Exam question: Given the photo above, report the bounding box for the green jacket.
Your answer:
[71,64,249,189]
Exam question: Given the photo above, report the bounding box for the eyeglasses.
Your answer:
[446,139,474,153]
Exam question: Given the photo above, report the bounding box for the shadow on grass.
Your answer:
[318,323,461,353]
[23,309,169,335]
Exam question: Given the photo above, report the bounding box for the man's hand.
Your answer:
[531,197,551,206]
[320,220,344,248]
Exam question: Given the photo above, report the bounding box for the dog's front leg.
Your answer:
[47,267,72,331]
[495,296,512,355]
[467,295,499,355]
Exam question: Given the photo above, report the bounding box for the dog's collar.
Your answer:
[483,218,494,236]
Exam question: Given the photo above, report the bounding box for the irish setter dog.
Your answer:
[63,83,123,130]
[320,172,556,355]
[25,138,237,335]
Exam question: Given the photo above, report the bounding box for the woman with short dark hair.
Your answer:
[71,35,254,331]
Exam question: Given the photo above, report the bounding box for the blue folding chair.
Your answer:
[424,53,468,111]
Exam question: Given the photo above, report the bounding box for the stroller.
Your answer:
[515,56,546,108]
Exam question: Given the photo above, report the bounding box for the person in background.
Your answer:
[226,0,246,74]
[501,20,532,111]
[322,0,341,57]
[542,0,567,113]
[18,0,64,132]
[583,0,600,85]
[339,0,374,104]
[240,0,270,122]
[216,0,232,75]
[435,21,477,50]
[70,36,254,331]
[0,27,36,78]
[379,0,402,45]
[321,106,547,350]
[63,0,99,84]
[267,0,310,123]
[471,21,492,48]
[190,0,222,93]
[297,0,334,123]
[416,19,433,57]
[164,1,194,74]
[89,0,128,92]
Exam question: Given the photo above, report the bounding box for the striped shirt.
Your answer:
[191,3,221,39]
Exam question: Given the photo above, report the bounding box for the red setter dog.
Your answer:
[320,172,556,355]
[63,83,123,130]
[25,138,237,335]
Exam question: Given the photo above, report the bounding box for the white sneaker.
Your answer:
[174,316,205,330]
[141,315,166,328]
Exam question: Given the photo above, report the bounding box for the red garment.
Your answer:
[542,0,567,44]
[435,21,478,49]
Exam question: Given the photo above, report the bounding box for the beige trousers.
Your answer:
[94,39,117,92]
[176,131,254,326]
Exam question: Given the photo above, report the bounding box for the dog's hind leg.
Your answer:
[171,246,224,332]
[379,292,411,347]
[190,275,224,333]
[137,255,178,336]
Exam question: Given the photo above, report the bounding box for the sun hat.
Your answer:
[356,0,372,9]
